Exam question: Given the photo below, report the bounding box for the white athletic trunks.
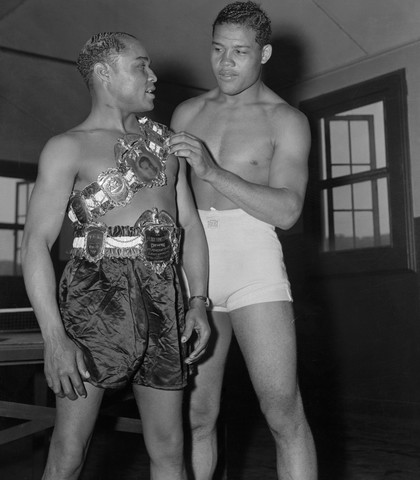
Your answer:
[199,208,292,313]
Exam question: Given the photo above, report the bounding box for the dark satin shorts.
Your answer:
[59,256,187,390]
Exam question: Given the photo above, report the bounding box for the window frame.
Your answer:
[300,69,415,275]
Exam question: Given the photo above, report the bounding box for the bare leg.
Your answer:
[133,385,186,480]
[188,311,233,480]
[230,301,317,480]
[42,383,104,480]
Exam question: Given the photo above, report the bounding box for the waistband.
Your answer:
[198,208,275,229]
[71,208,180,274]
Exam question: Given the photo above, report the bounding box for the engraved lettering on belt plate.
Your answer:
[144,228,172,262]
[135,208,179,274]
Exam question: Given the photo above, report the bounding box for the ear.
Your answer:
[261,44,272,65]
[93,62,111,84]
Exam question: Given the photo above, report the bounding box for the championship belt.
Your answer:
[71,209,180,274]
[135,208,180,275]
[68,117,172,225]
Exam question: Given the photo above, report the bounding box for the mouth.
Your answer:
[218,71,237,80]
[145,87,155,96]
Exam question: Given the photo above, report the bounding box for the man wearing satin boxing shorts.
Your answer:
[169,2,317,479]
[21,32,210,480]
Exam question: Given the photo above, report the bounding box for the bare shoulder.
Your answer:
[171,89,216,131]
[263,95,310,149]
[269,96,309,130]
[39,130,84,177]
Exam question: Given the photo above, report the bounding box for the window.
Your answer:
[0,161,37,276]
[320,103,390,252]
[0,178,34,275]
[301,70,415,274]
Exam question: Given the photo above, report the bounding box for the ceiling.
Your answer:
[1,0,420,162]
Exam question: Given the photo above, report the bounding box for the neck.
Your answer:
[219,79,265,105]
[88,95,143,134]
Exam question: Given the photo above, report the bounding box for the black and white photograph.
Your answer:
[0,1,419,479]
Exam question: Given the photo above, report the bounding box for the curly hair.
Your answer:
[212,1,271,47]
[76,32,136,87]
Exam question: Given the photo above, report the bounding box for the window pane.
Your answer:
[330,121,350,165]
[350,121,370,165]
[320,119,327,180]
[0,177,25,223]
[338,101,386,168]
[332,166,351,178]
[333,185,352,210]
[321,190,329,252]
[352,165,370,174]
[0,230,19,275]
[17,182,34,224]
[353,181,372,210]
[378,178,391,246]
[334,211,354,251]
[355,211,374,248]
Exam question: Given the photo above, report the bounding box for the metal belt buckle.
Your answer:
[97,168,132,207]
[136,208,179,274]
[83,223,108,263]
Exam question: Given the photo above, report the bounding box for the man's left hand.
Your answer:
[182,302,211,364]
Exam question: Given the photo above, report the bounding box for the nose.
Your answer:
[148,67,157,83]
[221,50,234,66]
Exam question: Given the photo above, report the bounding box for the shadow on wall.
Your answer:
[150,63,208,126]
[263,33,307,105]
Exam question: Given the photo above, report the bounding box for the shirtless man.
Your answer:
[21,32,210,480]
[169,2,317,479]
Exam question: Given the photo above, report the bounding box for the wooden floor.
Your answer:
[1,356,420,479]
[1,404,420,479]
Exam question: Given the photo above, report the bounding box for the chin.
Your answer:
[219,85,242,96]
[138,102,154,114]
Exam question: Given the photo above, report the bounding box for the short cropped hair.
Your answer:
[76,32,136,87]
[212,1,271,47]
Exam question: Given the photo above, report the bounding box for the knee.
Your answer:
[147,427,184,464]
[44,434,88,479]
[260,388,307,437]
[189,394,220,434]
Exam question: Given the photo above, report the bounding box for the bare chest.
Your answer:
[189,107,274,183]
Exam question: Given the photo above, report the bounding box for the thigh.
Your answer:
[189,311,233,412]
[133,385,184,439]
[53,382,104,444]
[230,301,297,400]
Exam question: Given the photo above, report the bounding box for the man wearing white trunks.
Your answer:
[169,2,317,479]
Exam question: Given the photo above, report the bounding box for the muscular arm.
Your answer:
[175,157,210,362]
[170,102,310,230]
[21,135,90,399]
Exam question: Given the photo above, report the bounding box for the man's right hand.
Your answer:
[168,132,219,182]
[44,335,90,401]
